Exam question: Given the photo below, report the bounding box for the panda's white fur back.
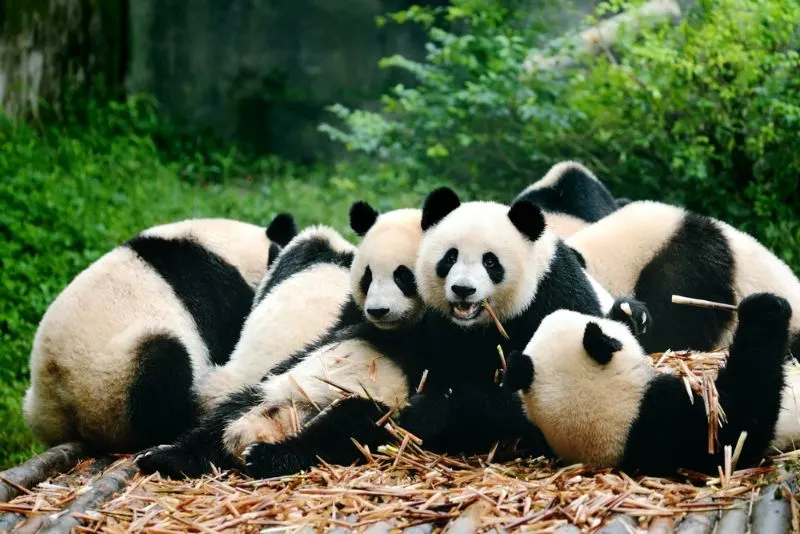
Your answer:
[771,361,800,452]
[518,310,654,467]
[24,218,271,450]
[542,211,591,240]
[197,226,355,410]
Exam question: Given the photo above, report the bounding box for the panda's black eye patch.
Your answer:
[393,265,418,297]
[360,266,373,295]
[483,252,504,284]
[436,248,459,278]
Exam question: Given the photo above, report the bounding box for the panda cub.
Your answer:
[567,200,800,356]
[24,215,295,452]
[512,161,623,239]
[197,223,357,410]
[396,187,643,454]
[504,292,794,476]
[135,204,427,479]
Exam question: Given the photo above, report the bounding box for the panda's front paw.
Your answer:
[739,293,792,326]
[396,393,452,449]
[609,297,651,337]
[134,444,204,479]
[242,441,313,479]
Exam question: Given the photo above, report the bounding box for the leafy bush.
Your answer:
[0,101,444,468]
[322,0,800,269]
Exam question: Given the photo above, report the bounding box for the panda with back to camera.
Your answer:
[512,161,625,239]
[24,214,297,453]
[395,187,649,454]
[197,223,359,410]
[503,292,798,476]
[566,200,800,357]
[135,202,430,479]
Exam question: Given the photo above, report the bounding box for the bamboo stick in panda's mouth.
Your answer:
[482,300,510,339]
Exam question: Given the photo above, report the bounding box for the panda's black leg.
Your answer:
[395,392,454,452]
[713,293,791,466]
[243,396,392,479]
[134,387,262,478]
[607,297,651,338]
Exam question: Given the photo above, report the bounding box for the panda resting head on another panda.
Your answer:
[504,292,793,476]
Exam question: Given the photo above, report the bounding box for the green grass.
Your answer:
[0,103,515,469]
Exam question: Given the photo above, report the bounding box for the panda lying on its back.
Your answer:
[135,203,428,479]
[24,215,295,452]
[197,222,357,410]
[504,292,794,476]
[512,161,624,239]
[567,200,800,356]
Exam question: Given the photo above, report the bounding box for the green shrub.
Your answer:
[322,0,800,269]
[0,100,444,468]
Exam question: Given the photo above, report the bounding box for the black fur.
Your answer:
[135,386,264,478]
[507,201,546,243]
[350,201,380,236]
[254,236,354,307]
[616,197,633,208]
[567,246,586,268]
[128,333,201,449]
[482,252,504,284]
[267,243,282,268]
[436,248,458,279]
[360,266,373,295]
[244,397,393,478]
[620,293,790,476]
[607,297,652,338]
[582,323,622,365]
[421,187,461,231]
[633,213,736,352]
[504,350,534,393]
[513,166,619,222]
[393,265,418,297]
[125,235,255,366]
[266,213,298,247]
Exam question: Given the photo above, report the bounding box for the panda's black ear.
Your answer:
[583,322,622,365]
[350,201,379,236]
[421,187,461,231]
[503,350,534,392]
[508,200,546,242]
[266,213,298,247]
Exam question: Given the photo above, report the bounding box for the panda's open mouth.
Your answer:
[450,302,483,321]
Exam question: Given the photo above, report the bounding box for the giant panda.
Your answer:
[512,161,624,239]
[135,203,429,479]
[23,215,296,452]
[566,200,800,356]
[393,187,646,455]
[196,224,358,410]
[503,292,797,476]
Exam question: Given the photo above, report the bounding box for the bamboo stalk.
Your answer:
[0,442,87,502]
[671,295,738,311]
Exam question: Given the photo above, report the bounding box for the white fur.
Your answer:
[771,361,800,452]
[542,211,589,240]
[222,337,409,457]
[350,209,425,329]
[567,201,800,347]
[23,219,271,450]
[416,201,558,326]
[522,161,601,192]
[518,310,654,467]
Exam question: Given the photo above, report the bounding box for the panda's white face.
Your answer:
[517,310,654,467]
[416,201,556,328]
[351,209,425,330]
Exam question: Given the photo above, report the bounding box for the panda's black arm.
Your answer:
[243,396,393,479]
[606,297,651,338]
[622,293,790,476]
[135,387,261,478]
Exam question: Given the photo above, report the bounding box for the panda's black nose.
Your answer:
[367,307,390,319]
[451,284,476,298]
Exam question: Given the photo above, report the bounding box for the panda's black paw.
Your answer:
[503,350,534,392]
[396,393,452,450]
[242,442,313,479]
[133,444,205,479]
[739,293,792,326]
[608,297,651,337]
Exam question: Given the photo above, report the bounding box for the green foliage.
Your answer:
[0,100,447,469]
[322,0,800,269]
